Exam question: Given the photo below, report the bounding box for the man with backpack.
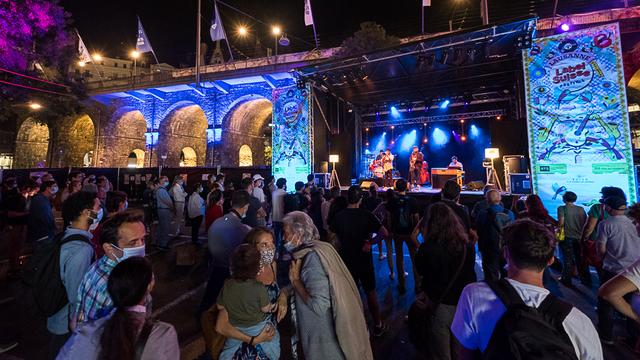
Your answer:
[284,181,309,215]
[451,219,602,360]
[476,189,515,281]
[35,191,101,358]
[386,178,420,294]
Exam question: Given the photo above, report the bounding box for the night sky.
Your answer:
[61,0,636,67]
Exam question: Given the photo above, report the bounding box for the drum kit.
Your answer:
[366,154,385,178]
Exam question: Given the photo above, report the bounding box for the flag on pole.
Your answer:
[423,0,431,6]
[77,31,92,63]
[210,1,227,41]
[304,0,315,26]
[136,16,155,53]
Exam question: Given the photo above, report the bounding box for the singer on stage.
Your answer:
[409,146,424,189]
[382,149,394,187]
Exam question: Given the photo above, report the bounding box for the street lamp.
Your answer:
[130,50,140,80]
[237,26,248,37]
[92,53,103,61]
[77,61,86,67]
[29,102,42,110]
[272,25,281,64]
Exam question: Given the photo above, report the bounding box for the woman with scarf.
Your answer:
[214,227,288,359]
[283,211,373,360]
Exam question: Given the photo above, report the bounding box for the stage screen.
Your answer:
[523,23,636,212]
[272,84,313,186]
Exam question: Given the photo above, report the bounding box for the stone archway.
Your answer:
[220,97,273,167]
[158,103,207,167]
[108,109,148,167]
[14,118,49,168]
[54,114,95,167]
[180,147,197,167]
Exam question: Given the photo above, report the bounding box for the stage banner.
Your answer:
[523,23,636,212]
[272,84,313,186]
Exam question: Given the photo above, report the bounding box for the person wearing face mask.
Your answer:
[46,191,101,358]
[198,191,252,317]
[283,211,373,360]
[5,180,39,276]
[187,183,206,245]
[75,210,147,326]
[211,227,289,358]
[155,176,174,251]
[28,180,59,244]
[170,175,188,237]
[90,191,127,259]
[57,257,179,360]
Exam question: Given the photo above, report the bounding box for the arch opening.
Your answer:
[14,118,50,168]
[58,114,95,167]
[239,145,253,167]
[159,103,207,167]
[128,149,146,168]
[112,110,148,167]
[221,98,273,167]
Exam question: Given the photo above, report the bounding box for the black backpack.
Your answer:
[19,232,92,317]
[392,196,413,233]
[283,193,301,214]
[483,279,578,360]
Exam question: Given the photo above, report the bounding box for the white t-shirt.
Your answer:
[620,259,640,316]
[252,187,266,203]
[451,279,603,360]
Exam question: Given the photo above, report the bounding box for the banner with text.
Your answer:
[523,23,636,212]
[272,84,313,186]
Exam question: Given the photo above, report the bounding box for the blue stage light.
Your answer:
[400,129,417,151]
[439,99,450,109]
[432,127,448,145]
[390,106,401,118]
[374,132,387,152]
[471,124,479,137]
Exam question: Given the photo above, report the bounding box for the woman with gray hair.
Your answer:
[283,211,373,360]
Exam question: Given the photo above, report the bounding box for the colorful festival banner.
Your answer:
[523,23,636,212]
[272,84,313,186]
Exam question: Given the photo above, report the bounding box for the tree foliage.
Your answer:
[334,22,401,58]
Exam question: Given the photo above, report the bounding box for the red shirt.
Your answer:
[205,205,223,231]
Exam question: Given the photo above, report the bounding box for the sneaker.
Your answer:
[0,341,18,354]
[373,323,389,337]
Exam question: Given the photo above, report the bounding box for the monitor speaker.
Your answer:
[503,155,528,173]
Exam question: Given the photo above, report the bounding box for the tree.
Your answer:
[334,22,401,58]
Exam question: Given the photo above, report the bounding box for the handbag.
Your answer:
[408,246,467,354]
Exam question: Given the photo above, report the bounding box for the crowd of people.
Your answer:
[1,169,640,360]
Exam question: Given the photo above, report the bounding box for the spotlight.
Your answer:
[496,115,502,121]
[461,135,467,142]
[463,92,473,105]
[391,140,395,145]
[560,23,570,32]
[471,125,479,137]
[439,99,450,109]
[423,137,428,143]
[460,119,465,124]
[365,128,369,132]
[390,106,401,118]
[366,142,369,146]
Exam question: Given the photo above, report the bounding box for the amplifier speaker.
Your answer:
[314,173,330,189]
[503,155,528,174]
[509,173,532,194]
[360,178,384,189]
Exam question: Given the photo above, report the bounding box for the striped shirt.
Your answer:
[75,256,117,324]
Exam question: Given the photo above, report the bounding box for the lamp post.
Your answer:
[130,50,140,83]
[329,154,341,188]
[272,26,281,64]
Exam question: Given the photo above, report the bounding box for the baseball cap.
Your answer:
[253,174,265,181]
[604,196,627,211]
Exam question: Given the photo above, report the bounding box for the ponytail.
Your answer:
[99,309,142,360]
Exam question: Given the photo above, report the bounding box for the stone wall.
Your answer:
[50,114,95,167]
[99,110,148,167]
[157,105,207,167]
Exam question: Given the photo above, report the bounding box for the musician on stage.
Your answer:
[409,146,424,189]
[376,150,384,162]
[448,155,464,170]
[382,149,394,187]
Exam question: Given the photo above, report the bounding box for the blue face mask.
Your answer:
[284,241,298,253]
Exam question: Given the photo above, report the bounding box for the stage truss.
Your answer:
[362,109,505,128]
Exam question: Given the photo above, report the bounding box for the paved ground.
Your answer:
[0,223,638,359]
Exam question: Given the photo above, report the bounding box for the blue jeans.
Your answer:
[219,319,280,360]
[157,209,172,247]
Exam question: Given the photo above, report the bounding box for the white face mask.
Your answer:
[50,186,59,195]
[88,208,104,231]
[123,201,128,210]
[111,243,146,262]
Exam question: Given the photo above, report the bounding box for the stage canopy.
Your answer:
[296,17,537,117]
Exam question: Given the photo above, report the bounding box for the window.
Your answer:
[239,145,253,167]
[123,63,127,69]
[114,62,118,68]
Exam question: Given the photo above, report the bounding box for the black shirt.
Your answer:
[386,194,420,234]
[330,208,381,266]
[362,196,382,213]
[416,242,477,305]
[5,192,28,225]
[242,192,262,227]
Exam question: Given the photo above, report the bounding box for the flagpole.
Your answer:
[421,4,425,34]
[312,22,319,49]
[196,0,201,87]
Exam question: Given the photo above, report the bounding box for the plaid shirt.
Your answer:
[75,256,117,323]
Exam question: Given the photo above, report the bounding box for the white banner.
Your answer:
[304,0,314,26]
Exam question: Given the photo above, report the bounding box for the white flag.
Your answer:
[423,0,431,6]
[304,0,314,26]
[77,32,92,63]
